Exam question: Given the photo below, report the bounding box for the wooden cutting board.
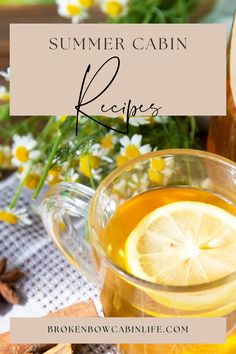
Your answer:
[0,299,97,353]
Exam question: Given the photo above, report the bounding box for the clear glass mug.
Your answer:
[39,149,236,354]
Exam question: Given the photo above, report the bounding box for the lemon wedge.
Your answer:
[125,201,236,286]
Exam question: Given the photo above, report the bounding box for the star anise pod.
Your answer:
[0,257,24,305]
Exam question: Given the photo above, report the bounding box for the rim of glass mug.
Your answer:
[89,148,236,293]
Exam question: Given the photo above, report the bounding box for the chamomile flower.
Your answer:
[90,143,104,157]
[12,134,40,167]
[113,173,149,199]
[116,134,151,166]
[79,154,102,180]
[148,157,174,184]
[113,178,127,198]
[90,143,113,163]
[23,173,40,189]
[57,0,88,23]
[0,146,12,169]
[0,68,10,81]
[100,0,129,17]
[18,164,43,190]
[100,132,117,150]
[66,168,80,182]
[0,86,9,102]
[47,167,63,186]
[127,173,149,192]
[78,0,94,8]
[0,207,31,225]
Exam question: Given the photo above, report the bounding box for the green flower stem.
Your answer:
[32,131,63,201]
[9,163,33,210]
[189,115,196,144]
[9,183,24,210]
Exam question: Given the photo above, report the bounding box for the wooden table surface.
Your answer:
[0,299,97,349]
[0,4,105,75]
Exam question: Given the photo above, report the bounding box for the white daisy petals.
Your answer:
[12,134,40,167]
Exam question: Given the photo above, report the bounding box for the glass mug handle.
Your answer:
[39,182,97,283]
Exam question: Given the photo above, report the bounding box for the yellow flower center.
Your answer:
[148,168,163,184]
[80,155,101,178]
[150,158,165,172]
[48,169,62,186]
[0,93,10,102]
[0,151,4,165]
[125,145,141,159]
[106,1,123,16]
[101,134,113,149]
[0,211,18,224]
[67,4,81,16]
[23,173,40,189]
[116,155,128,166]
[15,146,29,163]
[79,0,94,7]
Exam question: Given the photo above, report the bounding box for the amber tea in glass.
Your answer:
[40,150,236,354]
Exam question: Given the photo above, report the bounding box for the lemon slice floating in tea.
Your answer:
[125,201,236,286]
[125,201,236,315]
